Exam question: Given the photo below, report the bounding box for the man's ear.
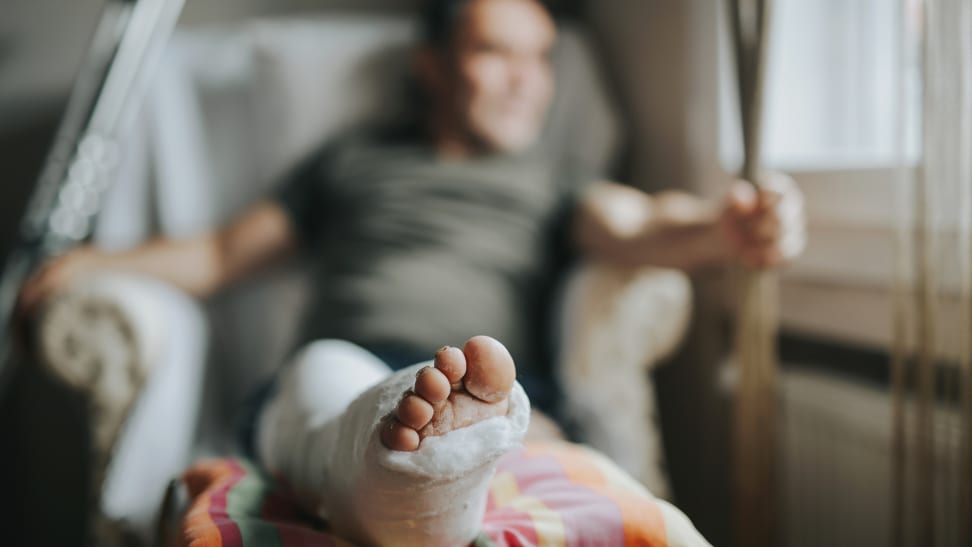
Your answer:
[413,47,447,98]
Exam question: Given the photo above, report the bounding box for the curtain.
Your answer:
[892,0,972,545]
[727,1,779,546]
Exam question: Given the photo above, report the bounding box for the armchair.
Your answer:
[27,14,692,543]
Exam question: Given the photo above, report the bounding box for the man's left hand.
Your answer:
[719,172,806,269]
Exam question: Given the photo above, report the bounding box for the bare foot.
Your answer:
[380,336,516,451]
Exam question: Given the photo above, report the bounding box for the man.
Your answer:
[16,0,801,543]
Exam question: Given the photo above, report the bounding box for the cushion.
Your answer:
[177,441,700,547]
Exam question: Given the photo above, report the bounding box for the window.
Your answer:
[720,0,925,347]
[762,0,922,170]
[721,0,922,171]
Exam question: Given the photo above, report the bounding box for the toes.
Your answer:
[414,366,450,403]
[434,346,467,385]
[396,393,434,430]
[380,418,420,451]
[462,336,516,404]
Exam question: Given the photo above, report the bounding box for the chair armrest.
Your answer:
[556,262,692,496]
[38,273,177,394]
[557,262,692,374]
[35,272,208,544]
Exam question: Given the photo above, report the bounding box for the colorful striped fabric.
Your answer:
[178,441,674,547]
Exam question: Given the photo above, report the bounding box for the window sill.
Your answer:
[778,165,910,350]
[780,277,892,350]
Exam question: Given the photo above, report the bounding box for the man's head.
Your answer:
[416,0,558,156]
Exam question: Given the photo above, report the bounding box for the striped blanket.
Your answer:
[179,441,708,547]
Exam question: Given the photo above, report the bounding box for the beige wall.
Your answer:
[584,0,732,195]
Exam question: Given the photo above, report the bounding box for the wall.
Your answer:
[582,0,732,195]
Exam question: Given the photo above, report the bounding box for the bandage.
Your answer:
[261,362,530,547]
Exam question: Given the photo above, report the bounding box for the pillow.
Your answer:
[177,441,709,546]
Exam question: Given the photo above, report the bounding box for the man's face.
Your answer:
[427,0,557,154]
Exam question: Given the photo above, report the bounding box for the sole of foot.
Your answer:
[380,336,516,451]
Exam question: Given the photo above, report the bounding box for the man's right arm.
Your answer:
[573,176,806,272]
[15,199,299,318]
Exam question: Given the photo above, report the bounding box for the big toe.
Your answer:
[461,336,516,404]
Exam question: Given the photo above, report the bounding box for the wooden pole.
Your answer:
[727,1,780,546]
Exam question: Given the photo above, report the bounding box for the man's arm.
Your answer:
[574,176,805,271]
[16,199,299,317]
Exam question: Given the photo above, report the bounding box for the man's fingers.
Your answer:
[15,276,41,317]
[724,172,806,270]
[17,277,49,320]
[754,189,782,214]
[12,283,31,325]
[727,181,758,214]
[736,223,805,269]
[780,223,807,260]
[741,244,784,269]
[758,171,796,195]
[742,213,781,244]
[17,264,65,320]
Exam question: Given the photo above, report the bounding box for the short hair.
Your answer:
[419,0,554,51]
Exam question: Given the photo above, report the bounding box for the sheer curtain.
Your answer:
[727,1,780,546]
[892,0,972,545]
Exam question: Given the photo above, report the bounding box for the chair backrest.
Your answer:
[93,13,623,448]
